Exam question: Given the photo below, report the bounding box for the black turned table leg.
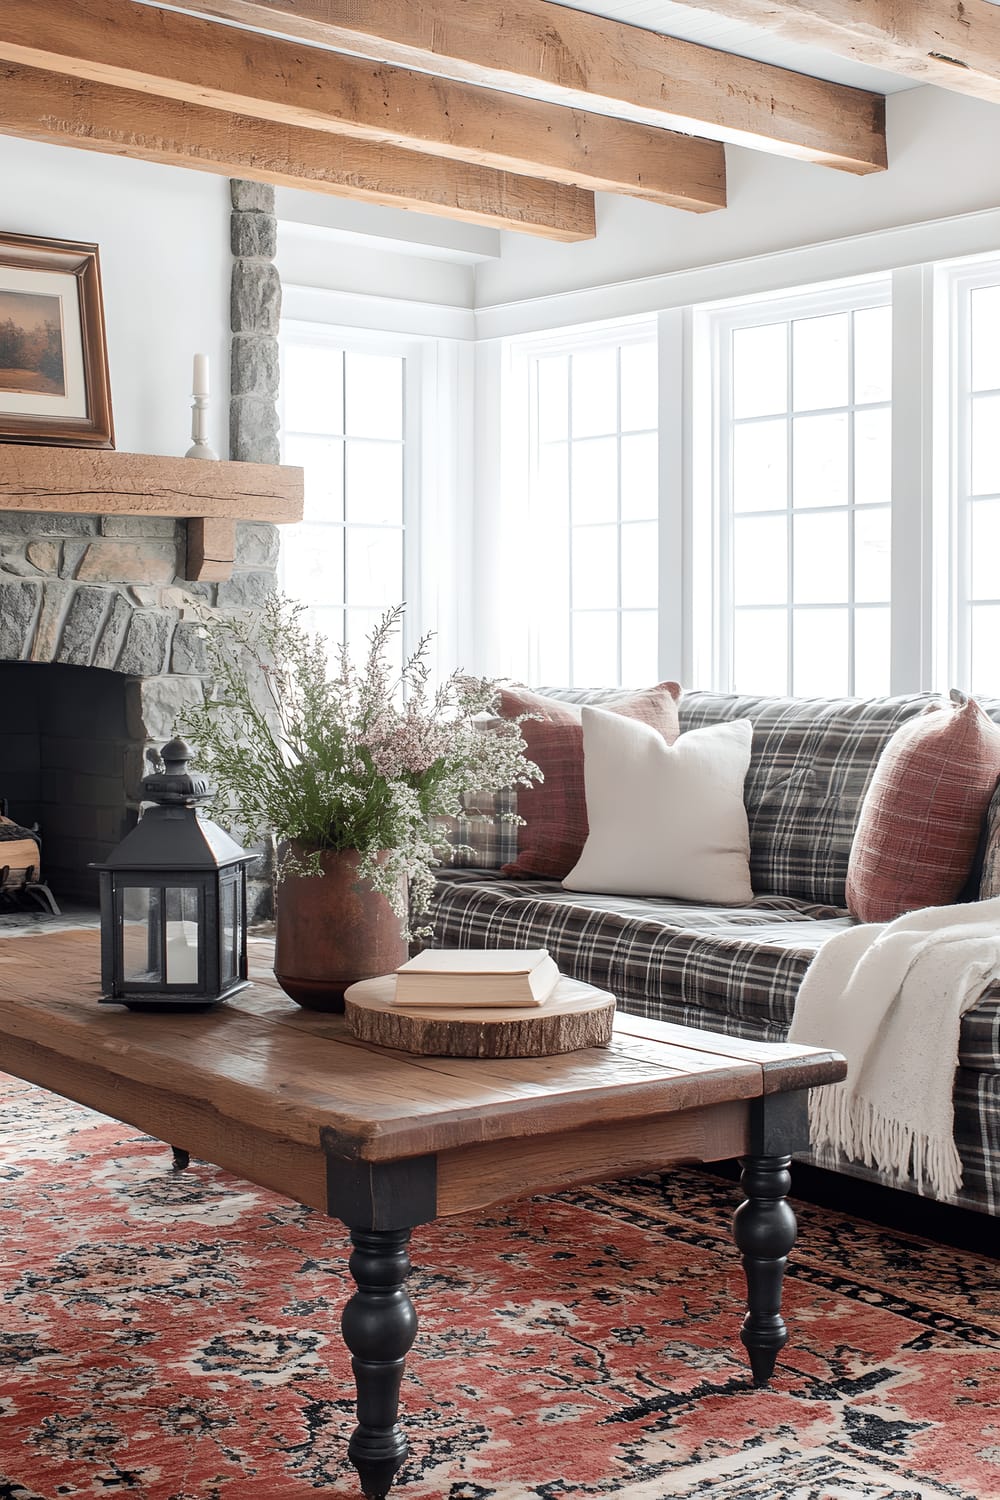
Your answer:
[321,1142,438,1500]
[731,1089,809,1387]
[170,1146,190,1171]
[733,1152,796,1386]
[342,1228,418,1500]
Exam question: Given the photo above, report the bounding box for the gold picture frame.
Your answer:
[0,230,114,448]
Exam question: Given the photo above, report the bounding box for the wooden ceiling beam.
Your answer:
[660,0,1000,105]
[167,0,887,173]
[0,63,596,241]
[0,0,726,212]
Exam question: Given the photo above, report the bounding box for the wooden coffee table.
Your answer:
[0,929,846,1500]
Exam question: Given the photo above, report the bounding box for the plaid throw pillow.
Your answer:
[846,692,1000,922]
[498,682,682,880]
[437,788,519,871]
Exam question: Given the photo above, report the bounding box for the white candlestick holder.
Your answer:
[185,393,219,460]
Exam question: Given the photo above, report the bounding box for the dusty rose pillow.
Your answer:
[499,682,682,880]
[846,692,1000,922]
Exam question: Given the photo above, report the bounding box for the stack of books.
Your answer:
[393,948,561,1009]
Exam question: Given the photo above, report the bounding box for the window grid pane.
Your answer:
[725,293,892,696]
[281,341,406,661]
[531,335,657,687]
[956,277,1000,689]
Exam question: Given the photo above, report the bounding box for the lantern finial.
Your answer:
[142,738,212,808]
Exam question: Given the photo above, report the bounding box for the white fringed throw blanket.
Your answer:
[788,896,1000,1199]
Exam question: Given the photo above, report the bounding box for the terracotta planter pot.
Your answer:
[273,844,408,1012]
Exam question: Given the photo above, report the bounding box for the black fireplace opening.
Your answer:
[0,662,138,903]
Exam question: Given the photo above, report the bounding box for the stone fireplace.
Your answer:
[0,505,283,914]
[0,180,293,917]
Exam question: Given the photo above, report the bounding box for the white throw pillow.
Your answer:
[563,708,754,904]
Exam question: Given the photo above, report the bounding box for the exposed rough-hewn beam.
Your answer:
[168,0,887,173]
[0,62,596,241]
[662,0,1000,104]
[0,0,726,211]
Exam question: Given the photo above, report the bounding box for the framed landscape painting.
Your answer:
[0,231,114,448]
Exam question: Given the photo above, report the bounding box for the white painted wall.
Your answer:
[1,136,231,457]
[278,224,476,313]
[475,86,1000,322]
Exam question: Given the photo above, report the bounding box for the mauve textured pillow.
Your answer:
[499,681,682,880]
[846,692,1000,923]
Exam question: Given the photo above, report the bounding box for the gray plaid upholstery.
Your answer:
[437,788,519,870]
[679,693,933,906]
[432,868,849,1034]
[431,868,1000,1216]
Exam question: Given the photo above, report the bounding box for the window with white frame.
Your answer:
[279,329,415,674]
[709,285,893,698]
[526,328,658,688]
[947,265,1000,697]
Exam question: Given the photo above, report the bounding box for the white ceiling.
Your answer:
[548,0,917,93]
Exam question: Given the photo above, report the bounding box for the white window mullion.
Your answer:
[957,306,975,691]
[658,307,686,684]
[941,258,1000,697]
[785,319,795,696]
[889,264,935,694]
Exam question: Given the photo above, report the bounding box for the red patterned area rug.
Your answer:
[2,1074,999,1500]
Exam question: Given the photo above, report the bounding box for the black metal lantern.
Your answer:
[95,738,252,1010]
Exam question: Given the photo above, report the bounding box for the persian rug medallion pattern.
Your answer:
[0,1075,998,1499]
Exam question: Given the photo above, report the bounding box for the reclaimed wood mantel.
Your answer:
[0,443,304,581]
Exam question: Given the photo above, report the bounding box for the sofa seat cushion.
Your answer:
[432,868,852,1037]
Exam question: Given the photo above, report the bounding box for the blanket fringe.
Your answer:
[808,1085,963,1201]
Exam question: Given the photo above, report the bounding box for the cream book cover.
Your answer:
[393,948,560,1008]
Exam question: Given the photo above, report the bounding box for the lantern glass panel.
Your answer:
[164,887,201,985]
[220,876,241,987]
[121,886,161,985]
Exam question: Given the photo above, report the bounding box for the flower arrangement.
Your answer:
[179,595,539,936]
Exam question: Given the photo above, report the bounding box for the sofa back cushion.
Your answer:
[676,692,935,907]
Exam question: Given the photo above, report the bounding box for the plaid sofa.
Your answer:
[432,690,1000,1218]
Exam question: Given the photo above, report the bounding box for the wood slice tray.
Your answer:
[344,975,616,1058]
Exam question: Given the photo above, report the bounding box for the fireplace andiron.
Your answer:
[0,804,60,915]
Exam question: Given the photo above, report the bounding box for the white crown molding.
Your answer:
[474,206,1000,341]
[281,283,476,341]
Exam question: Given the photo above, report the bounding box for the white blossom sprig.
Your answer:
[179,595,540,938]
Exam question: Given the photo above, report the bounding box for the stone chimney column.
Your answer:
[229,179,281,465]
